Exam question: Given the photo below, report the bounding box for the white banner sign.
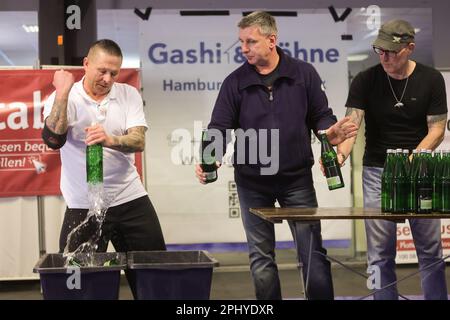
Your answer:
[139,10,351,245]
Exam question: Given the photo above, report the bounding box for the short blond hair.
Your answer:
[238,11,277,36]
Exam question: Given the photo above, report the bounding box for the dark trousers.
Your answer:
[237,183,334,300]
[59,195,166,298]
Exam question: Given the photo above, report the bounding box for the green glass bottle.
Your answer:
[425,149,433,177]
[67,256,82,267]
[392,149,408,213]
[416,150,432,213]
[381,149,395,213]
[318,130,344,190]
[441,150,450,213]
[402,149,411,174]
[402,149,411,213]
[432,150,443,212]
[86,144,103,184]
[103,257,119,266]
[200,128,218,183]
[407,149,419,213]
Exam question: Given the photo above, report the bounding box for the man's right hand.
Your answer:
[318,153,347,176]
[53,69,75,98]
[195,164,207,184]
[195,162,221,184]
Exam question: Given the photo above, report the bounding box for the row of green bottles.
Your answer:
[381,148,450,214]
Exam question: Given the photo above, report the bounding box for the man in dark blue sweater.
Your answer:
[195,11,357,300]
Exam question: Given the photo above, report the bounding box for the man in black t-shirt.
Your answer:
[338,19,448,300]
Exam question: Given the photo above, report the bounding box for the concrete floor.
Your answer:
[1,249,449,300]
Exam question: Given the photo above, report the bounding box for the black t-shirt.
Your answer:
[258,61,280,87]
[346,62,447,167]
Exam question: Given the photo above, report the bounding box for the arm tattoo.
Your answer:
[427,113,447,128]
[112,126,146,153]
[45,98,69,134]
[415,113,447,151]
[345,107,365,126]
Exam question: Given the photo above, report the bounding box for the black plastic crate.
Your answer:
[127,250,219,300]
[33,252,126,300]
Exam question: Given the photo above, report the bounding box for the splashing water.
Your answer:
[63,183,113,267]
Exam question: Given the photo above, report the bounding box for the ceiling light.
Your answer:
[22,25,39,33]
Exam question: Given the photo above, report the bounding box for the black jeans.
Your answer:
[237,183,334,300]
[59,195,166,298]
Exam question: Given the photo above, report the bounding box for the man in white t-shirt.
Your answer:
[42,39,166,297]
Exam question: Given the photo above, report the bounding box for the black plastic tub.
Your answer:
[127,250,219,300]
[33,252,126,300]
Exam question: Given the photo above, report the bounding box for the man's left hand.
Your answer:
[326,116,358,145]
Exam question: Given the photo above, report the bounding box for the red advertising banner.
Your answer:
[0,68,142,197]
[396,220,450,263]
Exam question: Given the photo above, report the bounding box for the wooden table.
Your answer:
[249,207,450,223]
[249,206,449,300]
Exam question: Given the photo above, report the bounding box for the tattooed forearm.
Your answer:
[45,98,69,134]
[427,113,447,127]
[345,107,365,126]
[110,126,146,153]
[415,113,447,151]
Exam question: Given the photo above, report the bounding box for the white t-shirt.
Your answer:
[43,78,148,209]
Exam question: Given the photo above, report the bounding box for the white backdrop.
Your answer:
[0,196,65,279]
[139,10,351,245]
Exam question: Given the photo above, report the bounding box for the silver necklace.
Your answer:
[386,73,409,108]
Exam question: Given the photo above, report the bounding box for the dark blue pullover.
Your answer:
[209,47,337,193]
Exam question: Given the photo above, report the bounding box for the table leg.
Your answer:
[304,227,313,300]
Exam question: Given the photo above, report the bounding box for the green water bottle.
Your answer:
[441,150,450,213]
[103,258,119,266]
[67,257,82,267]
[200,128,218,183]
[408,149,419,213]
[318,130,344,190]
[392,149,408,213]
[86,143,103,184]
[416,150,432,213]
[381,149,395,213]
[433,150,443,212]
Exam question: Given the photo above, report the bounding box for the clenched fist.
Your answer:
[53,69,75,98]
